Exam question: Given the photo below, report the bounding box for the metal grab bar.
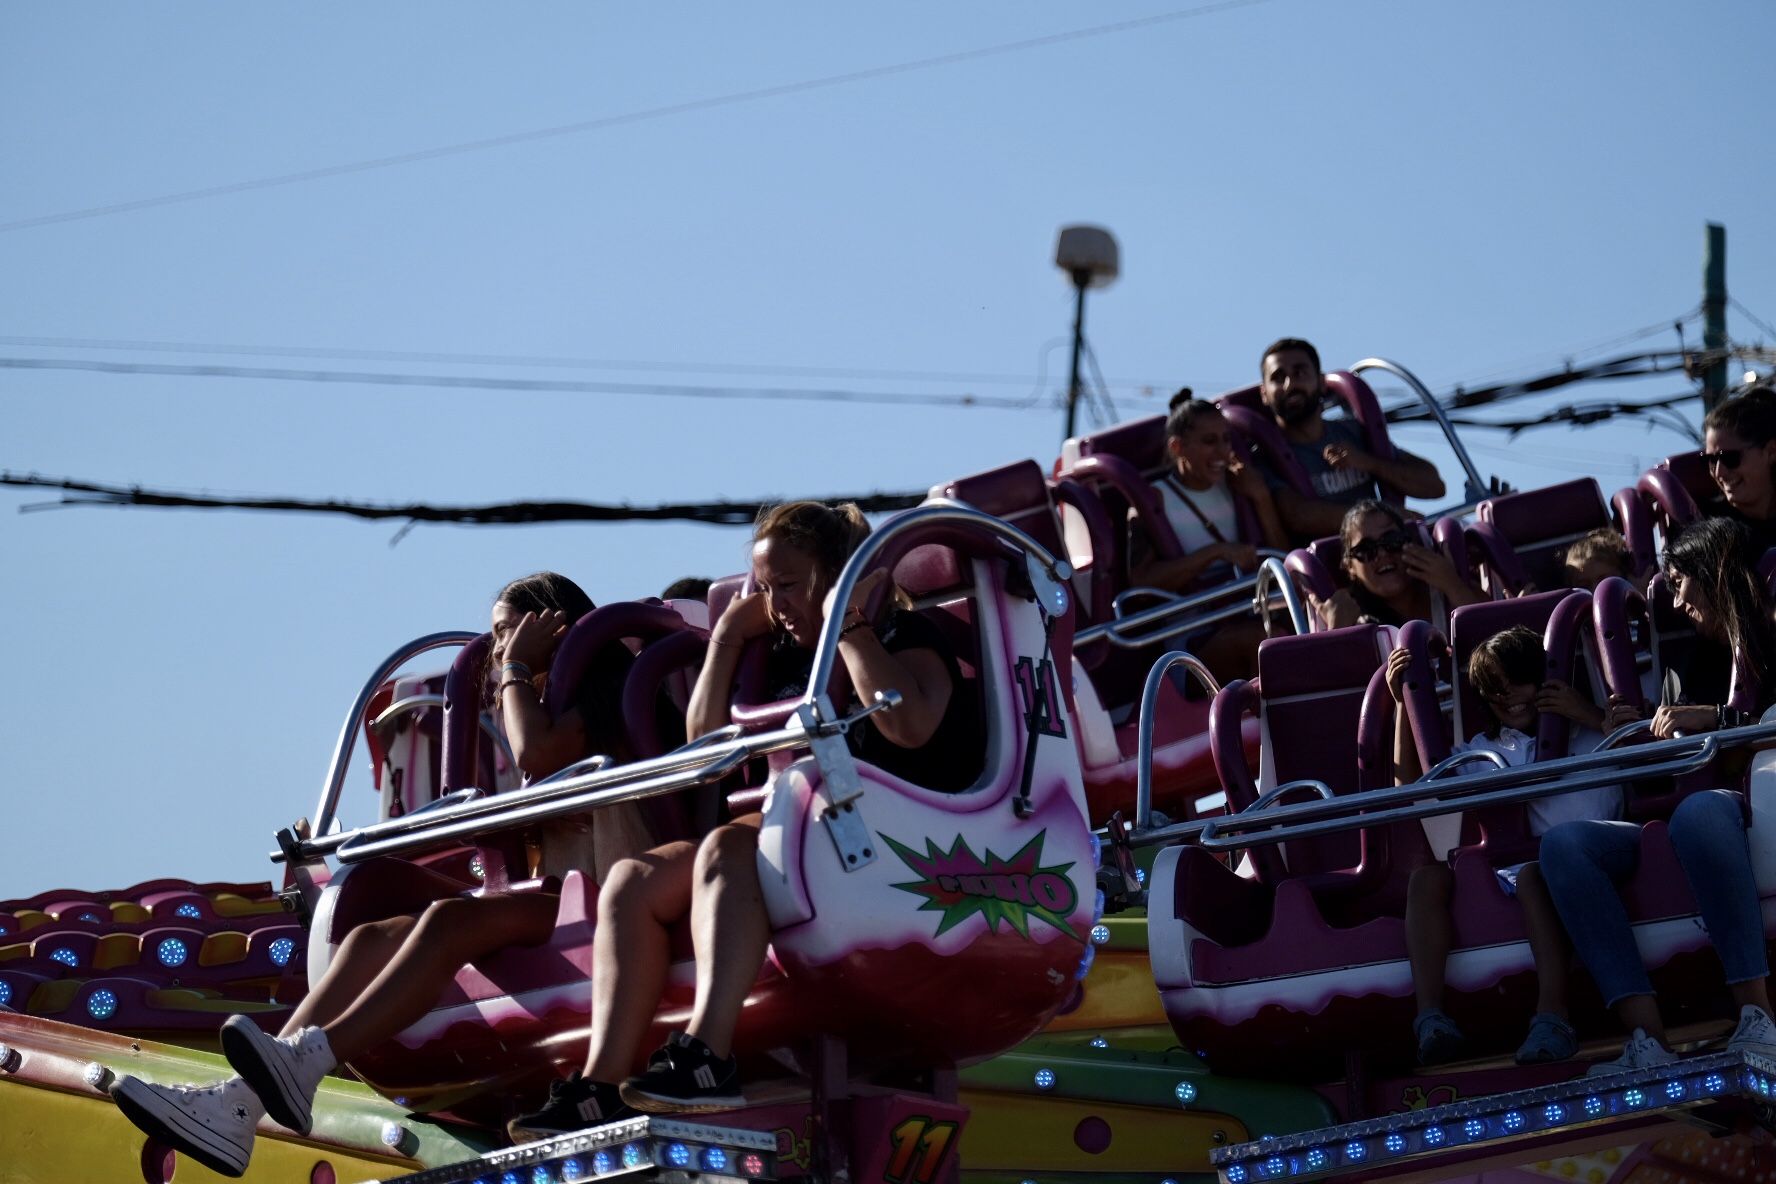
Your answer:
[1112,551,1290,620]
[1126,717,1776,850]
[370,694,516,771]
[1351,357,1489,506]
[674,723,745,753]
[1422,749,1508,780]
[1597,719,1655,750]
[1252,556,1309,636]
[1080,563,1306,650]
[312,631,482,841]
[806,499,1070,724]
[1198,740,1718,855]
[1134,651,1223,828]
[531,754,612,787]
[1197,779,1334,848]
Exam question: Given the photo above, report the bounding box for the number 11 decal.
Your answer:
[883,1116,959,1184]
[1014,656,1068,739]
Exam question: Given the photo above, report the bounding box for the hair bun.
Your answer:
[1167,386,1195,413]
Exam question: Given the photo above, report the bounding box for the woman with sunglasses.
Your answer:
[1310,499,1484,630]
[1702,386,1776,555]
[1539,517,1776,1074]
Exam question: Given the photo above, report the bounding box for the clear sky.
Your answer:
[4,0,1773,900]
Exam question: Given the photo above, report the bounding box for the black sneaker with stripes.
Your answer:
[507,1072,633,1143]
[618,1032,743,1114]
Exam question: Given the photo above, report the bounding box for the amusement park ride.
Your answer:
[7,353,1776,1184]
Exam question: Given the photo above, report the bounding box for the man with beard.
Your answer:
[1257,338,1444,543]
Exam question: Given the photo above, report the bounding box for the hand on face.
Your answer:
[713,590,774,646]
[1534,679,1589,723]
[502,609,569,670]
[839,567,890,624]
[1400,542,1460,593]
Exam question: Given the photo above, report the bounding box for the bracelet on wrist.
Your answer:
[501,660,533,679]
[840,617,874,640]
[498,678,536,696]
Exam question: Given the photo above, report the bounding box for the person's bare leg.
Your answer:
[684,815,768,1060]
[1730,978,1774,1016]
[1516,863,1570,1017]
[1406,863,1455,1014]
[1615,995,1667,1046]
[582,843,697,1082]
[279,914,418,1036]
[320,891,559,1062]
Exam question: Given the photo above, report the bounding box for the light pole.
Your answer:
[1054,224,1119,441]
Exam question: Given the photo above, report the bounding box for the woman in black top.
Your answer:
[512,501,981,1137]
[1310,499,1484,630]
[1702,386,1776,555]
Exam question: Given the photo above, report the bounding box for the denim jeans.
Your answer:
[1539,789,1768,1007]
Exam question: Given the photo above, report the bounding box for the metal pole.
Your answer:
[1063,273,1088,441]
[1703,222,1728,413]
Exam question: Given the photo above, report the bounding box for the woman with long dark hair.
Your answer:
[113,572,653,1177]
[1540,517,1776,1074]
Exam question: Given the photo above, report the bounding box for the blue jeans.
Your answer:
[1540,790,1768,1007]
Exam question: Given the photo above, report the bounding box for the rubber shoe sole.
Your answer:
[221,1016,313,1134]
[112,1076,250,1179]
[618,1082,746,1115]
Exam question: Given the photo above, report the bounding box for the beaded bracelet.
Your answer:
[501,660,533,680]
[498,678,536,696]
[840,618,874,640]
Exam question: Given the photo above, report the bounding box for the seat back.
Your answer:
[1211,625,1394,882]
[1475,478,1612,594]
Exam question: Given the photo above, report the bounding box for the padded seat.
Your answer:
[1473,477,1613,595]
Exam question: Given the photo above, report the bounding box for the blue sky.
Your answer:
[4,0,1773,899]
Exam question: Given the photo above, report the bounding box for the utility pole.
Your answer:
[1064,277,1088,441]
[1702,222,1728,413]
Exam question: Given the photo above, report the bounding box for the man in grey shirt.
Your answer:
[1257,337,1445,542]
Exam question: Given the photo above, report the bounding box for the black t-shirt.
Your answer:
[763,610,983,793]
[1726,507,1776,559]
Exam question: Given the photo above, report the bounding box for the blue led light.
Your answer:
[1264,1155,1285,1177]
[1091,924,1111,945]
[501,1172,521,1184]
[1089,832,1102,867]
[0,925,10,935]
[665,1143,691,1168]
[1623,1087,1645,1108]
[1034,1067,1056,1089]
[1544,1103,1565,1123]
[1666,1079,1685,1100]
[1344,1141,1366,1162]
[1384,1133,1406,1154]
[1074,944,1096,980]
[1135,867,1146,884]
[1423,1125,1445,1146]
[156,937,188,968]
[621,1144,645,1169]
[49,947,78,968]
[1306,1149,1328,1170]
[1089,1036,1108,1049]
[174,903,202,919]
[530,1165,552,1184]
[558,1158,582,1182]
[1463,1119,1485,1139]
[78,912,101,924]
[1584,1095,1603,1116]
[0,980,11,1006]
[1093,888,1105,922]
[591,1150,614,1175]
[1227,1167,1248,1184]
[1175,1080,1197,1104]
[1705,1073,1727,1094]
[702,1147,728,1172]
[86,988,118,1020]
[1501,1111,1523,1132]
[268,937,296,967]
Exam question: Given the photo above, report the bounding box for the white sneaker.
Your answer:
[112,1074,261,1178]
[1727,1005,1776,1058]
[1586,1027,1679,1077]
[221,1016,336,1134]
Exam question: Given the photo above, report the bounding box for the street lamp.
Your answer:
[1054,224,1119,441]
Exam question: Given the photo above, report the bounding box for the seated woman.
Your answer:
[1540,518,1776,1074]
[113,572,659,1178]
[1130,394,1290,679]
[1309,499,1485,631]
[1387,627,1617,1066]
[1702,385,1776,553]
[510,500,982,1138]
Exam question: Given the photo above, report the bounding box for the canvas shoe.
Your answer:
[1514,1013,1579,1065]
[221,1016,335,1134]
[112,1074,261,1178]
[1727,1005,1776,1059]
[1414,1010,1467,1066]
[619,1032,744,1113]
[1586,1028,1679,1077]
[507,1072,635,1143]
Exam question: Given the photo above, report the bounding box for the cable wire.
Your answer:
[0,0,1285,235]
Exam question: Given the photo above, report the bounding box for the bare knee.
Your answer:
[600,843,696,925]
[1408,863,1454,908]
[694,824,760,885]
[336,912,417,955]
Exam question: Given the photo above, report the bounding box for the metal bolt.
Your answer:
[83,1062,113,1090]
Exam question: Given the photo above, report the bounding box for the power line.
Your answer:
[1731,297,1776,343]
[0,0,1285,235]
[0,356,1049,411]
[0,333,1171,392]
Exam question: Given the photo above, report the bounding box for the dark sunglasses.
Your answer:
[1347,529,1411,564]
[1701,447,1747,471]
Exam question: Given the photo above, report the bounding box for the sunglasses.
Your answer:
[1701,447,1748,471]
[1347,529,1411,564]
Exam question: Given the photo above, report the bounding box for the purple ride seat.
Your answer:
[1283,517,1472,633]
[1471,477,1617,596]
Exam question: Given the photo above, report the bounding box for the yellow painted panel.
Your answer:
[0,1079,415,1184]
[25,980,78,1016]
[199,931,249,967]
[144,987,283,1014]
[210,894,285,918]
[110,902,150,923]
[960,1091,1245,1173]
[96,933,143,970]
[0,943,28,963]
[1040,952,1168,1031]
[14,910,51,932]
